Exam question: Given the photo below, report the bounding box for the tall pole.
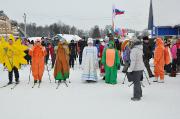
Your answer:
[23,13,27,38]
[112,5,115,32]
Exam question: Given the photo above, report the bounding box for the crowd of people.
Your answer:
[0,34,180,101]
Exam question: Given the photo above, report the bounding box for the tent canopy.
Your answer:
[56,34,81,43]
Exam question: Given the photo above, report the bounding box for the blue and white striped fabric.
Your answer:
[81,46,98,81]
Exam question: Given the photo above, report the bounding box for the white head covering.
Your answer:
[60,38,66,43]
[87,38,93,44]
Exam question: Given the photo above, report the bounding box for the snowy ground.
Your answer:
[0,62,180,119]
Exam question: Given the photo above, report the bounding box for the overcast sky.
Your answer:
[1,0,180,31]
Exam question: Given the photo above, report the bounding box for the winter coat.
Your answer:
[122,46,130,63]
[99,44,105,58]
[171,44,177,59]
[128,42,144,72]
[143,42,153,60]
[49,44,55,57]
[69,42,77,58]
[99,44,105,74]
[176,41,180,65]
[29,45,47,80]
[78,40,86,55]
[164,46,171,65]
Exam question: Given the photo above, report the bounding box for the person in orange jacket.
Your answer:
[154,38,166,83]
[29,39,47,84]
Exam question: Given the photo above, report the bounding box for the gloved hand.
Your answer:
[127,68,132,73]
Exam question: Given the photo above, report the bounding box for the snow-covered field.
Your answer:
[0,63,180,119]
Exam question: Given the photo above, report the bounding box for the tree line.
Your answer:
[17,21,137,39]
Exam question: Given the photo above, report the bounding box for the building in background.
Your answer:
[0,11,19,37]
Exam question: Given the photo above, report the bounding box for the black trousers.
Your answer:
[133,71,143,98]
[79,53,82,65]
[144,59,153,76]
[8,67,19,82]
[172,59,177,72]
[45,53,49,64]
[69,56,75,68]
[51,54,56,68]
[164,63,172,73]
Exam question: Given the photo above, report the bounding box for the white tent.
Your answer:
[56,34,81,43]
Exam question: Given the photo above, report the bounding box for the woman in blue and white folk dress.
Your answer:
[81,38,98,83]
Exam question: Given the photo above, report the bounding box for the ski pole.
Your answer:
[46,64,51,83]
[128,82,134,87]
[141,82,145,88]
[28,66,32,84]
[122,73,127,84]
[143,70,151,85]
[128,81,145,88]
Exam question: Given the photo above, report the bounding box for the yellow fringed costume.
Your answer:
[0,35,28,72]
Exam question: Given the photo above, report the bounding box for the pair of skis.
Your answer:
[0,83,19,90]
[56,81,68,89]
[32,82,41,88]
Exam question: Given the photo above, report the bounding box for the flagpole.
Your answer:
[112,4,115,32]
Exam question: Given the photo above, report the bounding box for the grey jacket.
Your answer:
[128,44,145,72]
